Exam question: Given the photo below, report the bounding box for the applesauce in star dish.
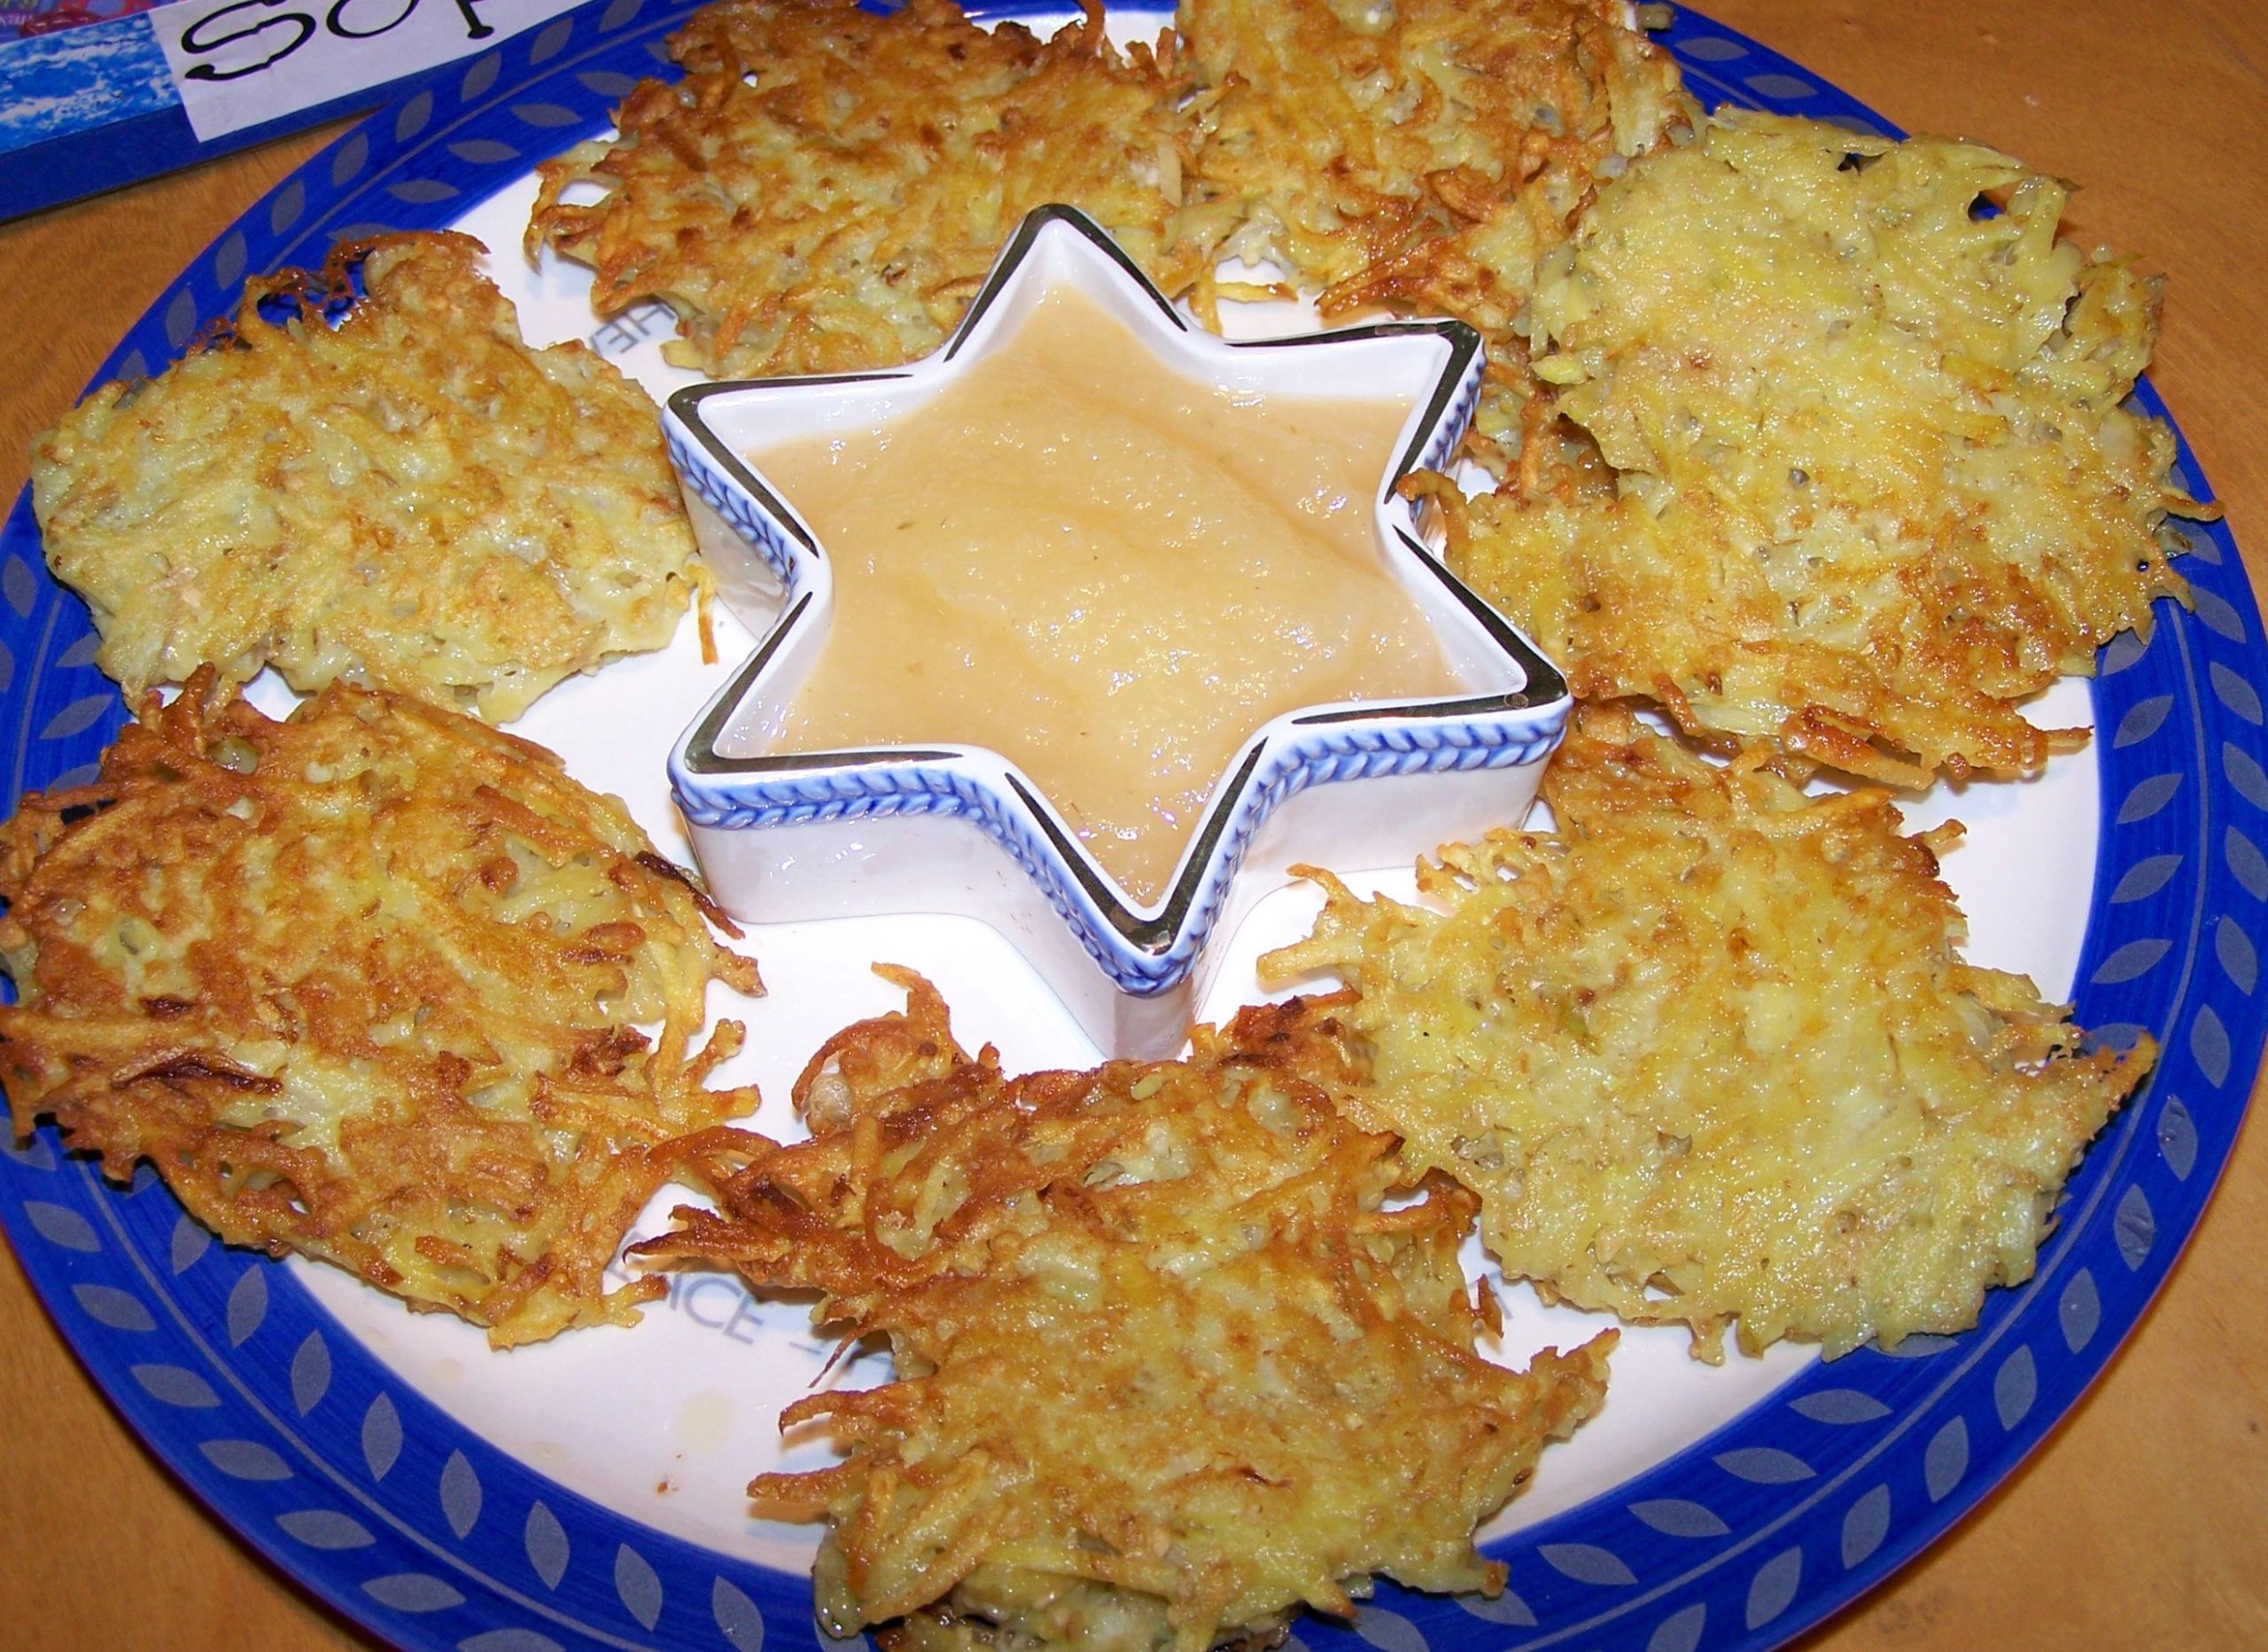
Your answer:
[751,285,1462,904]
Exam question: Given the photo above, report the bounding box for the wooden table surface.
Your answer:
[2,2,2263,1647]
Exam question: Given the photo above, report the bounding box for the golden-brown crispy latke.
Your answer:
[528,0,1216,379]
[0,671,761,1347]
[32,231,704,724]
[1444,112,2214,782]
[1262,706,2153,1362]
[641,970,1612,1650]
[1172,0,1691,468]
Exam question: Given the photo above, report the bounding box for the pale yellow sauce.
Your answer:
[754,285,1460,904]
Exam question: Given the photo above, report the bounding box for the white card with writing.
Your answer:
[153,0,592,143]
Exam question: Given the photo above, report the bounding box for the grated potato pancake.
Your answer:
[1443,112,2213,783]
[32,232,704,725]
[527,0,1216,379]
[1173,0,1691,469]
[0,671,762,1347]
[641,970,1612,1650]
[1262,706,2153,1361]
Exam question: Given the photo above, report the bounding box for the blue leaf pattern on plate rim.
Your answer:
[0,6,2260,1652]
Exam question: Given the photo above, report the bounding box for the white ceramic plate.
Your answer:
[2,7,2256,1651]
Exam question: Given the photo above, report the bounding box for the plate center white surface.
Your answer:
[291,141,2103,1572]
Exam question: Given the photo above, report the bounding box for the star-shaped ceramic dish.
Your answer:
[661,205,1569,1055]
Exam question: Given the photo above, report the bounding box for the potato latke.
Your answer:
[642,971,1612,1649]
[528,0,1215,378]
[32,232,704,724]
[1174,0,1690,467]
[0,672,761,1347]
[1263,706,2152,1361]
[1445,112,2210,783]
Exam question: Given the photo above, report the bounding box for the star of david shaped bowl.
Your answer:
[661,205,1570,1055]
